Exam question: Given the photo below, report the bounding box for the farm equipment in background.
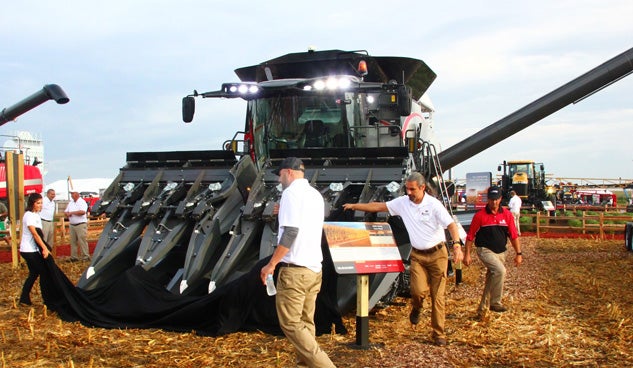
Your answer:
[497,160,557,208]
[557,183,578,204]
[0,162,43,200]
[575,189,617,206]
[82,47,633,315]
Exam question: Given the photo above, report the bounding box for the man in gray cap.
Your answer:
[260,157,335,368]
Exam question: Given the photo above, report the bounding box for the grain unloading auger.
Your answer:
[80,47,632,316]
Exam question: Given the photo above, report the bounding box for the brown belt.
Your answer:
[70,222,87,226]
[278,262,305,268]
[412,242,444,255]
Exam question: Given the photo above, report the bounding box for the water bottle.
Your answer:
[266,274,277,296]
[455,261,463,285]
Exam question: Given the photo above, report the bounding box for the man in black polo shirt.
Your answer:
[464,186,522,316]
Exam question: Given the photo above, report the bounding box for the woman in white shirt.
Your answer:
[19,193,50,306]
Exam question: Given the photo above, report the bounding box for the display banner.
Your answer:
[324,221,404,275]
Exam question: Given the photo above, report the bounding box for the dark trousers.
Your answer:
[20,251,46,304]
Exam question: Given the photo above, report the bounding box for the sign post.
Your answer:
[324,221,404,349]
[356,274,369,347]
[6,152,25,268]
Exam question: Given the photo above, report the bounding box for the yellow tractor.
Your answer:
[498,160,556,208]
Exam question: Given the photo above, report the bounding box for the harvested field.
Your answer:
[1,237,631,367]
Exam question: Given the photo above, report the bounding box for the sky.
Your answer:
[2,0,632,189]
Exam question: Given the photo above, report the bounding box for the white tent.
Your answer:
[44,178,113,200]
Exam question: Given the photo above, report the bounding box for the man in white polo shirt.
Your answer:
[64,190,90,260]
[343,172,463,346]
[40,189,56,249]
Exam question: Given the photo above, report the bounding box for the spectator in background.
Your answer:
[0,201,10,246]
[64,190,90,261]
[508,190,522,236]
[40,189,56,250]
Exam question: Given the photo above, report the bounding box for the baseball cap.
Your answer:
[272,157,304,176]
[487,186,502,200]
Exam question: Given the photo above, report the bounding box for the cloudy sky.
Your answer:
[2,0,632,187]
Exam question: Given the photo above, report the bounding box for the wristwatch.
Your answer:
[447,240,463,246]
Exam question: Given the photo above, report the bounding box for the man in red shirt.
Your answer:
[464,186,522,316]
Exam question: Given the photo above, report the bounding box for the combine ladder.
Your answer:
[419,140,454,215]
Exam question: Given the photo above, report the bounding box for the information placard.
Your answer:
[324,222,404,275]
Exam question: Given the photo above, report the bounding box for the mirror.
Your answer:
[397,85,412,116]
[182,96,195,123]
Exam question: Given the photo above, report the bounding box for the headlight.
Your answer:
[386,181,400,193]
[329,183,344,192]
[208,182,222,191]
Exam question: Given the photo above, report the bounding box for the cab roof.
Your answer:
[234,49,436,101]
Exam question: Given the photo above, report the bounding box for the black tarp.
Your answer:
[39,250,347,337]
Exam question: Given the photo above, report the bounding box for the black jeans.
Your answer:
[20,251,46,304]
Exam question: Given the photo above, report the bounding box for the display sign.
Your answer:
[541,201,556,211]
[324,222,404,275]
[466,172,492,209]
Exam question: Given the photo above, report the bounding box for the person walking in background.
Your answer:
[343,172,463,347]
[40,189,56,250]
[464,186,522,317]
[64,190,90,261]
[508,190,522,236]
[19,193,50,306]
[260,157,336,368]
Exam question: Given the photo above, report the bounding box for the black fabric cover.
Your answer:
[39,250,347,337]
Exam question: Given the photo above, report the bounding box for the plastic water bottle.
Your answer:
[266,274,277,296]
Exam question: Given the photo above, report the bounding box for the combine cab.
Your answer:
[82,47,633,315]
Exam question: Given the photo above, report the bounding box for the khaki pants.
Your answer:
[276,267,335,368]
[409,245,448,339]
[476,247,507,312]
[41,220,55,248]
[512,212,521,235]
[69,223,90,259]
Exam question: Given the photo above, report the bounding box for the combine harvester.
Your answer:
[80,47,633,314]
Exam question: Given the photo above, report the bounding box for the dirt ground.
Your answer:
[1,237,631,367]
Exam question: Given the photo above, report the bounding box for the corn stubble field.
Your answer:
[1,237,631,367]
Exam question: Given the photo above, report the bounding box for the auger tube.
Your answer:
[438,47,633,172]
